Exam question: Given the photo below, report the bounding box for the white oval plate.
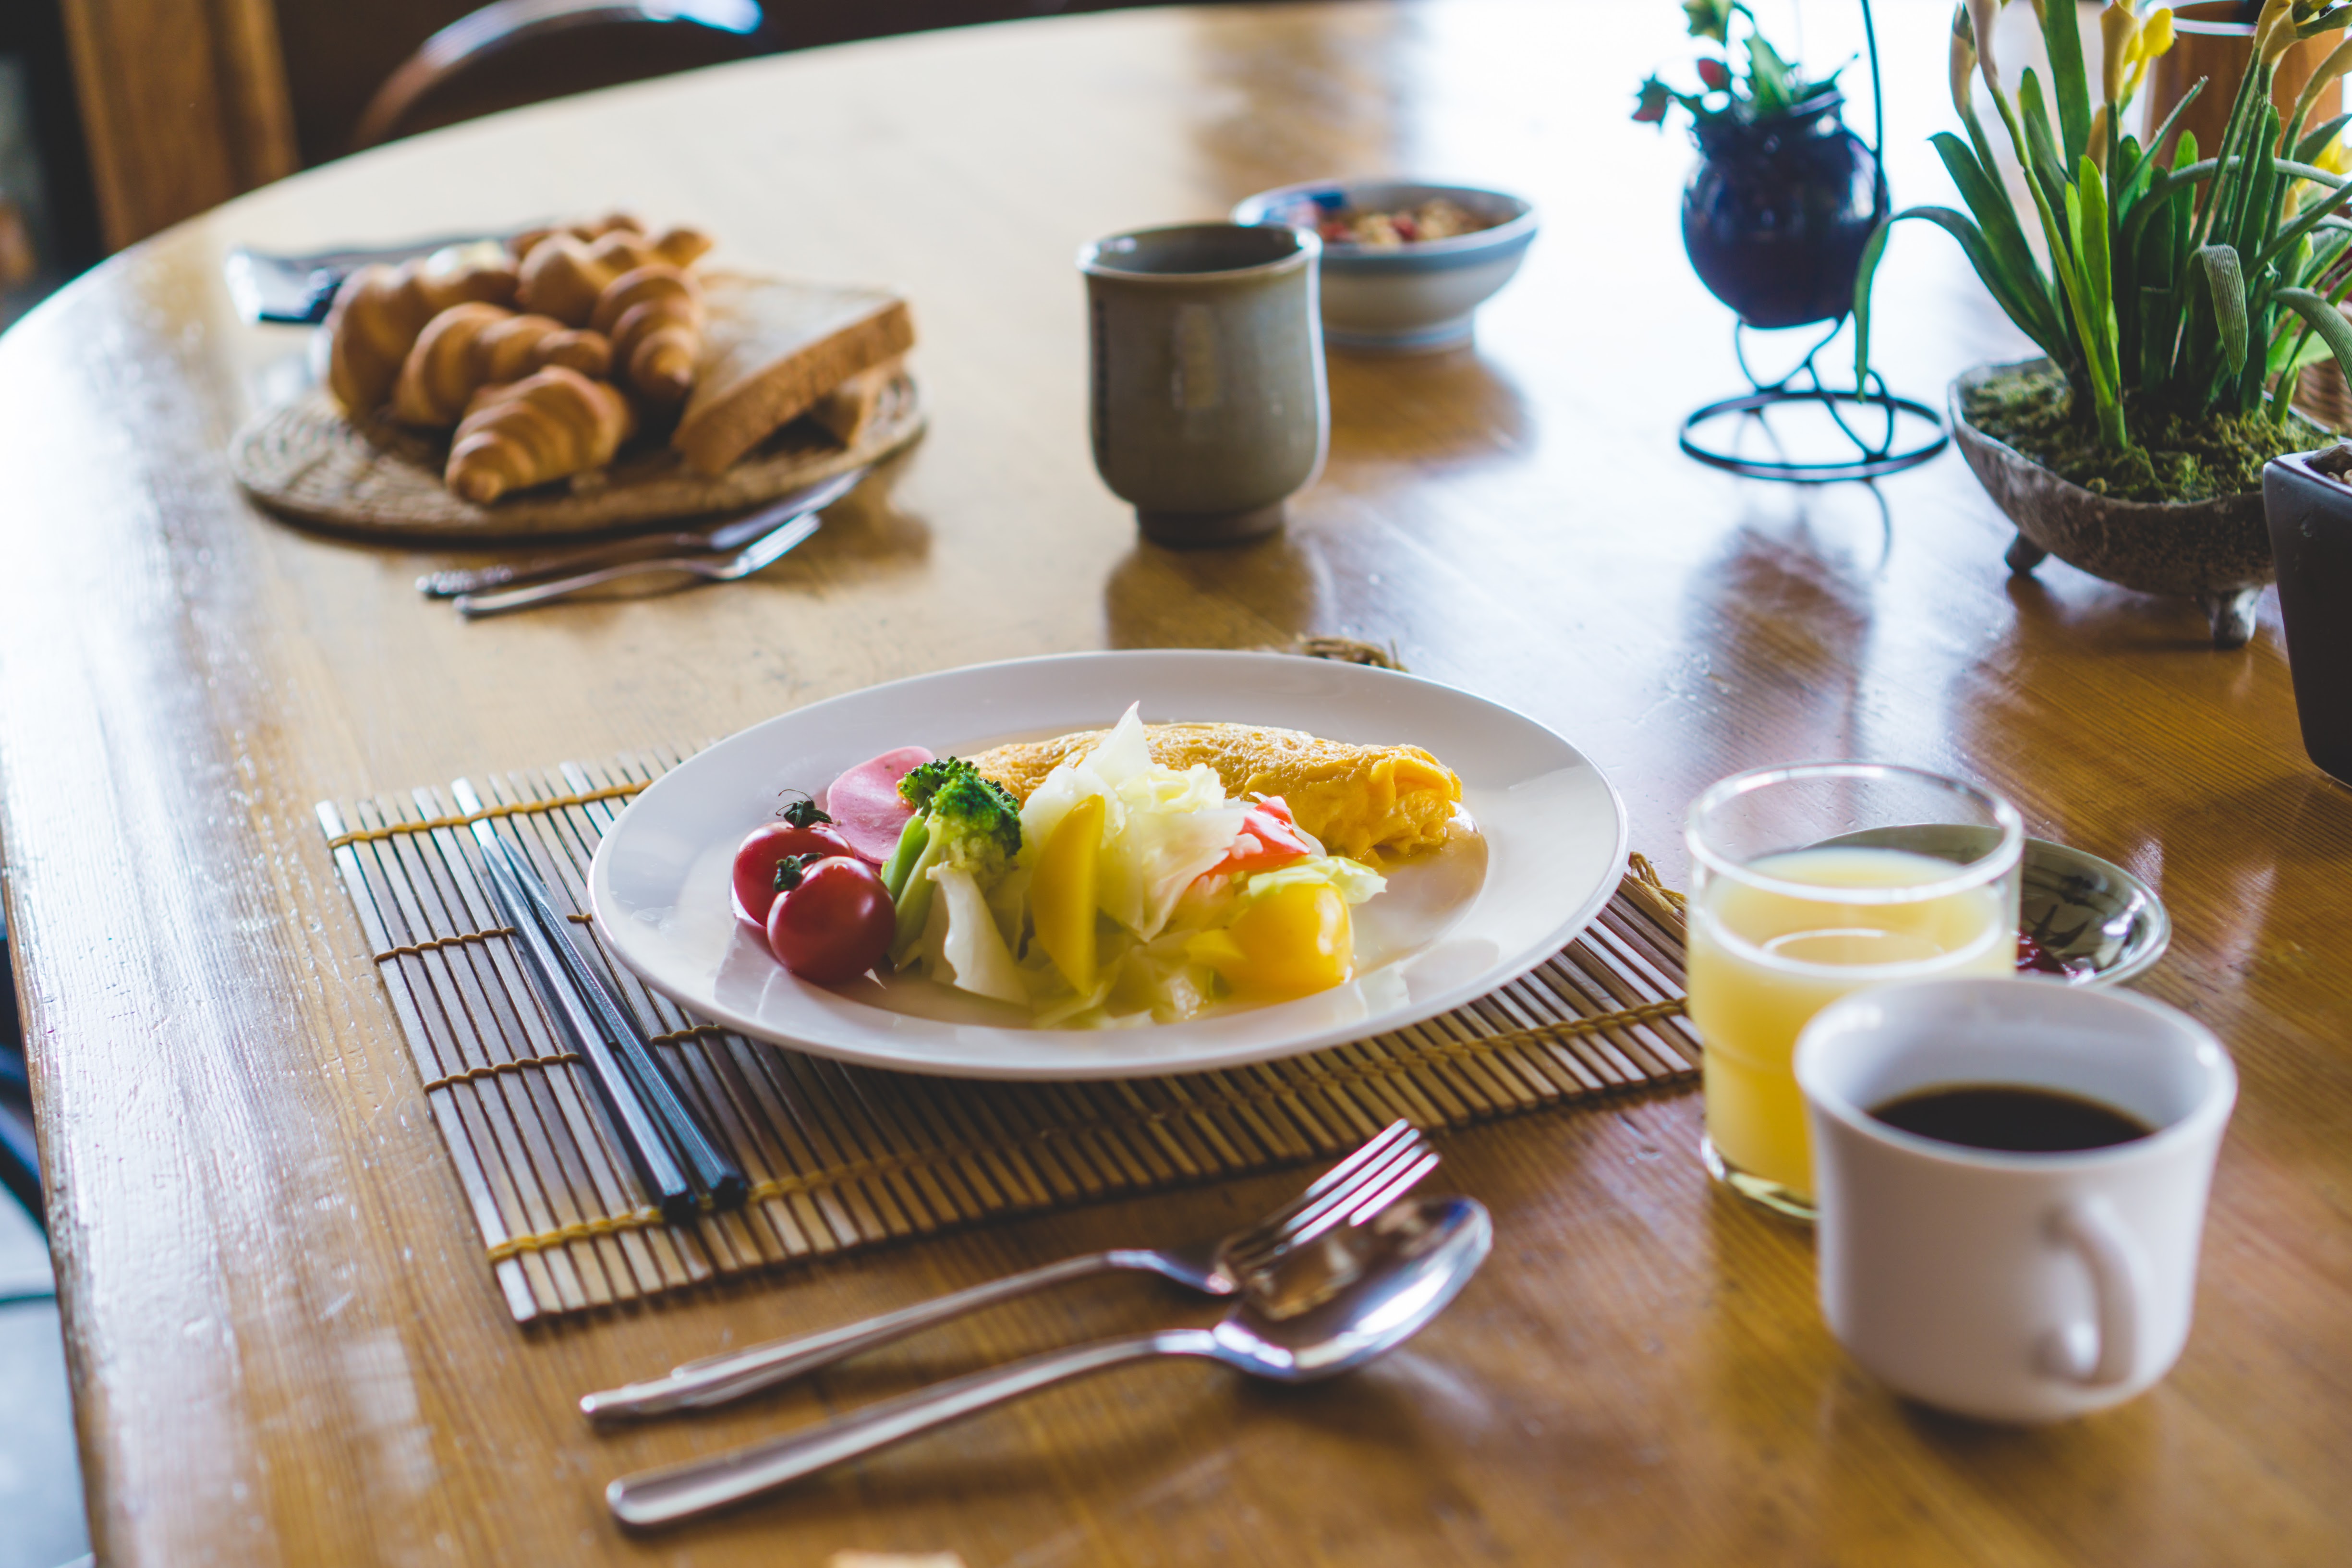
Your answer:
[589,650,1626,1081]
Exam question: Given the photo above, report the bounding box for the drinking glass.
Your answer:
[1684,762,2024,1219]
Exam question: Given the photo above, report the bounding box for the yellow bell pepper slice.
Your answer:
[1185,880,1352,1003]
[1031,793,1104,992]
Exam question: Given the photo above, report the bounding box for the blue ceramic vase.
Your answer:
[1682,92,1888,330]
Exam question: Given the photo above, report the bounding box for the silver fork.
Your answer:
[418,468,866,599]
[454,509,822,618]
[579,1120,1437,1422]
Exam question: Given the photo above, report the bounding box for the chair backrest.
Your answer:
[61,0,1289,251]
[349,0,766,152]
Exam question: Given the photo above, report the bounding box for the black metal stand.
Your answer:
[1680,318,1948,483]
[1678,0,1946,485]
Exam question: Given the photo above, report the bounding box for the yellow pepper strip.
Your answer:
[1185,881,1353,1004]
[1031,793,1104,993]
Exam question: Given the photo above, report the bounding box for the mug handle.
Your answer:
[2037,1195,2149,1386]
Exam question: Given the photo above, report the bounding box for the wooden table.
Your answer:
[2,2,2347,1563]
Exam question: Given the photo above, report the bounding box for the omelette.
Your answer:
[967,722,1462,862]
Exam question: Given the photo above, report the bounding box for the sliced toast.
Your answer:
[675,275,915,474]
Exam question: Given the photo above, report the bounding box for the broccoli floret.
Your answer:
[898,757,981,812]
[884,761,1025,965]
[897,758,1020,875]
[924,772,1023,879]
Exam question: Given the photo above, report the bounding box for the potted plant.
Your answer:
[1855,0,2352,648]
[1637,0,1884,330]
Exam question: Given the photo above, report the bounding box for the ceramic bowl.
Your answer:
[1823,826,2170,987]
[1232,178,1538,353]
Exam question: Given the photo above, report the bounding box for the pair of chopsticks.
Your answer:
[450,780,745,1223]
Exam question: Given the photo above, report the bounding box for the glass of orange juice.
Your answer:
[1685,763,2024,1220]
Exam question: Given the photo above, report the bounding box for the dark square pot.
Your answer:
[2262,448,2352,784]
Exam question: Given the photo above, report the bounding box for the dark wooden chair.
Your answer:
[58,0,1292,251]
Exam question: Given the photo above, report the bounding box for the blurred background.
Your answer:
[0,0,1290,332]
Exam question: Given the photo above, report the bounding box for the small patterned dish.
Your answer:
[1823,826,2170,987]
[1231,178,1538,353]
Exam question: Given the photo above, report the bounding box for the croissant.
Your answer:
[516,230,657,326]
[390,306,616,429]
[445,367,634,504]
[326,265,436,415]
[590,264,703,404]
[325,245,519,415]
[648,226,715,268]
[390,302,510,427]
[510,212,644,262]
[476,313,612,385]
[515,225,715,326]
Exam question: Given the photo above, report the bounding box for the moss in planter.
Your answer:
[1962,361,2322,503]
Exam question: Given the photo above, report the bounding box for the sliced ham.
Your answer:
[825,746,934,862]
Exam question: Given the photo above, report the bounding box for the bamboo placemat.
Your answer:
[318,749,1698,1323]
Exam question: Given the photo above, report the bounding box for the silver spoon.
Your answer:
[582,1120,1436,1422]
[606,1193,1492,1529]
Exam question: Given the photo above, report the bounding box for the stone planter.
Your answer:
[1949,360,2286,649]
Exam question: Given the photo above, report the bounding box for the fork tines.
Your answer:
[1224,1120,1436,1276]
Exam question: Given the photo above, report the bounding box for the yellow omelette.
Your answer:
[966,722,1462,862]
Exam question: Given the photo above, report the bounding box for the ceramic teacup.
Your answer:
[1079,223,1328,547]
[1795,977,2234,1424]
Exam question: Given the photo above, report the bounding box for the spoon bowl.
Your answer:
[1207,1192,1492,1379]
[608,1193,1492,1528]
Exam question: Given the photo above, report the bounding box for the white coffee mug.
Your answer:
[1795,977,2235,1424]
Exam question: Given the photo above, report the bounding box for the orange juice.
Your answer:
[1687,845,2013,1204]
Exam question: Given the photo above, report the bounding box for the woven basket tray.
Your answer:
[230,372,923,545]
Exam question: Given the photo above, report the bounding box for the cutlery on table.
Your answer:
[449,780,747,1214]
[452,507,824,618]
[605,1191,1492,1528]
[581,1119,1438,1422]
[418,468,867,599]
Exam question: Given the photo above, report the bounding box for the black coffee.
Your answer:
[1867,1084,2154,1153]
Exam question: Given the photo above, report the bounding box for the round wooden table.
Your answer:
[1,2,2347,1563]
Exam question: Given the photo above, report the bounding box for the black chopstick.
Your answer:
[483,832,749,1210]
[465,820,697,1225]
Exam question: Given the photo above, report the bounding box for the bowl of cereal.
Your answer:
[1232,179,1538,353]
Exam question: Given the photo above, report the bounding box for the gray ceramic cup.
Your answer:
[1079,223,1329,546]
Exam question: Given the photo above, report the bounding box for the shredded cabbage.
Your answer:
[1019,704,1247,941]
[927,864,1026,1005]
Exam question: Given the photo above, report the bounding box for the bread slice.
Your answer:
[674,276,915,474]
[809,355,905,448]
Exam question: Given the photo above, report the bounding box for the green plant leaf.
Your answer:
[2275,286,2352,406]
[2039,0,2092,168]
[2017,71,2074,222]
[2254,165,2352,272]
[2198,244,2250,377]
[1852,207,2065,387]
[2139,286,2172,395]
[2296,112,2352,165]
[2078,156,2122,392]
[1929,132,2060,340]
[1747,33,1793,114]
[2145,78,2206,168]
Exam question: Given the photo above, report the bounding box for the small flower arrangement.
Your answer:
[1634,0,1842,130]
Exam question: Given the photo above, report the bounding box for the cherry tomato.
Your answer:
[731,820,853,926]
[765,855,896,983]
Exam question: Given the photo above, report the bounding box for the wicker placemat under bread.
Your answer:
[234,373,922,544]
[318,748,1697,1324]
